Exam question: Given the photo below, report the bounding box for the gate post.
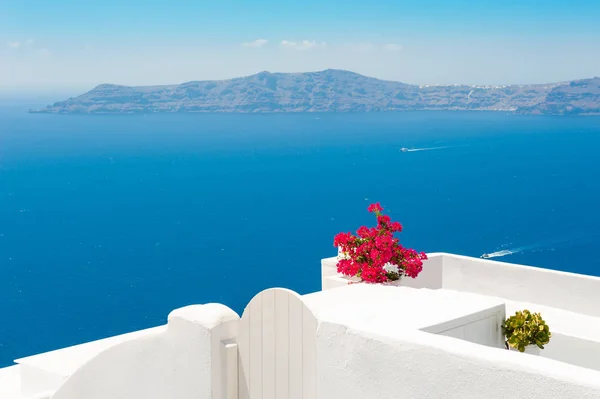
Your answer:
[221,340,238,399]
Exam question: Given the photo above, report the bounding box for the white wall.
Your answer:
[50,304,239,399]
[26,253,600,399]
[323,252,600,316]
[317,318,600,399]
[442,254,600,318]
[400,253,444,289]
[542,333,600,372]
[321,253,600,377]
[321,253,444,291]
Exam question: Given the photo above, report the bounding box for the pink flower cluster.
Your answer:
[333,202,427,283]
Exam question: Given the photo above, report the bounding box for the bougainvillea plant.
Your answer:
[333,202,427,283]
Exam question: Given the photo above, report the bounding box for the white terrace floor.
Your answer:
[322,253,600,371]
[2,252,600,398]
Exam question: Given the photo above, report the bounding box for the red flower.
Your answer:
[405,259,423,278]
[374,235,387,248]
[367,202,383,213]
[391,222,403,232]
[361,265,388,283]
[356,226,371,238]
[333,202,426,283]
[337,259,360,276]
[377,215,391,227]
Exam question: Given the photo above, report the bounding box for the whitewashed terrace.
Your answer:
[1,253,600,398]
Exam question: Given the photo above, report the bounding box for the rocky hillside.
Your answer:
[31,70,600,115]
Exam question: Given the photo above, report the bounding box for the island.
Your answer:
[31,69,600,115]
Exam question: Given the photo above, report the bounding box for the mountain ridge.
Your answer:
[31,70,600,115]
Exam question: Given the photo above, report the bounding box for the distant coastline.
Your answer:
[31,69,600,115]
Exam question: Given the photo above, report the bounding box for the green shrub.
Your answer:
[502,309,551,352]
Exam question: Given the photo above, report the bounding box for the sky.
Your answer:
[1,0,599,93]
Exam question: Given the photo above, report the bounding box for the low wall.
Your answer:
[324,253,600,318]
[441,254,600,318]
[321,253,444,291]
[322,253,600,378]
[317,317,600,399]
[542,333,600,372]
[50,304,239,399]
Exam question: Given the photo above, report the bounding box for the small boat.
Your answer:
[480,253,491,259]
[400,147,409,152]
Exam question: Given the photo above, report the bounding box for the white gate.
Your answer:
[237,288,318,399]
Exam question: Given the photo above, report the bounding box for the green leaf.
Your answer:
[504,309,551,352]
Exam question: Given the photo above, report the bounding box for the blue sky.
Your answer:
[1,0,599,91]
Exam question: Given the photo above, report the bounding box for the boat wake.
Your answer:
[481,236,583,259]
[405,146,451,152]
[483,248,521,258]
[401,145,467,153]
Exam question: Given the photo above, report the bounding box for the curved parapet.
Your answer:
[51,303,239,399]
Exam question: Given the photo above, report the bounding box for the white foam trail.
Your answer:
[486,242,549,258]
[485,249,518,258]
[406,146,451,152]
[484,230,600,260]
[484,237,575,259]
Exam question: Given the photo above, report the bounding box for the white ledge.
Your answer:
[15,326,165,379]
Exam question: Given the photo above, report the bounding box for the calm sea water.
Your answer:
[1,109,599,366]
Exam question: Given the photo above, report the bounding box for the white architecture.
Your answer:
[2,253,600,398]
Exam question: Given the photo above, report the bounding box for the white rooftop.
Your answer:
[2,252,600,398]
[304,284,504,334]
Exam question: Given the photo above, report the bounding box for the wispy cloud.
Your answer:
[281,40,326,51]
[242,39,268,48]
[384,43,403,52]
[39,48,51,57]
[7,39,37,50]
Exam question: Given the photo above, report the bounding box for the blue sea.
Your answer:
[1,107,599,366]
